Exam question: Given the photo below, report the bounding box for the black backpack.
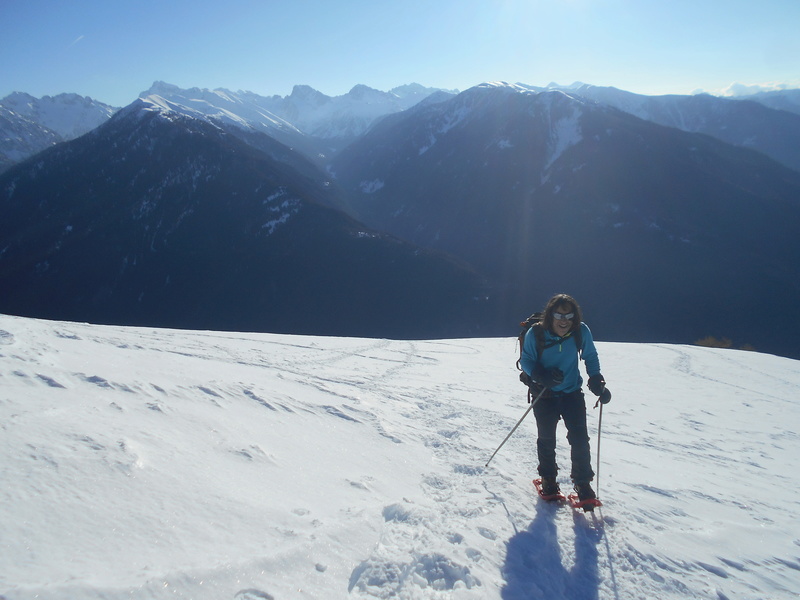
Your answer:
[516,312,583,388]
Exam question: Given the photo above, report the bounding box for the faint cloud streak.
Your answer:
[692,81,800,97]
[721,81,800,97]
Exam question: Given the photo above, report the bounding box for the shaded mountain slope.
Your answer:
[331,84,800,356]
[0,99,493,339]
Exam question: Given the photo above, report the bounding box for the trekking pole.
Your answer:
[485,387,546,468]
[596,403,604,498]
[593,388,609,497]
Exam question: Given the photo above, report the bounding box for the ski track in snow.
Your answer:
[1,315,799,599]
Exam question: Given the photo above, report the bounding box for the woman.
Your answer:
[519,293,611,501]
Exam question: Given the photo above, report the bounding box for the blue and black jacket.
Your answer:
[520,322,601,394]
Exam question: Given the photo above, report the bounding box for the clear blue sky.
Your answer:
[2,0,798,107]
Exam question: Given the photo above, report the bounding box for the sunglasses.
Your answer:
[553,312,575,321]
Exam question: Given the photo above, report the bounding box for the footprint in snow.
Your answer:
[466,548,483,562]
[348,553,479,594]
[382,503,418,523]
[453,464,483,476]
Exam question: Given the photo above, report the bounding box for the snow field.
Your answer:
[0,314,799,599]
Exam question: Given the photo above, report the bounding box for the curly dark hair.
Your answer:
[542,293,583,334]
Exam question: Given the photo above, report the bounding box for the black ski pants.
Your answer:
[532,389,594,484]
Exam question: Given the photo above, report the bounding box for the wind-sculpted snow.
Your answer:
[0,315,798,599]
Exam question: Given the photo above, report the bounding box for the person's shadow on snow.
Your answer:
[501,503,602,600]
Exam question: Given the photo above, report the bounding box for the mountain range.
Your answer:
[5,82,799,174]
[0,83,455,173]
[1,81,799,357]
[0,96,491,339]
[331,82,800,355]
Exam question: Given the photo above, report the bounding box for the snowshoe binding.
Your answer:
[533,478,566,503]
[568,482,602,511]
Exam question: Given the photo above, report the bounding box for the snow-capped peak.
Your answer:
[476,81,534,93]
[288,84,332,107]
[0,91,118,139]
[137,83,301,136]
[134,82,449,142]
[141,81,184,98]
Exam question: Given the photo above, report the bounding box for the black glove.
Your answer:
[527,380,546,400]
[520,370,545,397]
[534,365,564,388]
[588,374,606,396]
[598,387,612,404]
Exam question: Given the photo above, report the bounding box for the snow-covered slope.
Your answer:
[140,81,453,145]
[0,92,118,171]
[527,83,800,173]
[1,314,799,599]
[0,106,62,170]
[140,82,302,137]
[0,92,117,140]
[0,83,451,171]
[731,88,800,116]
